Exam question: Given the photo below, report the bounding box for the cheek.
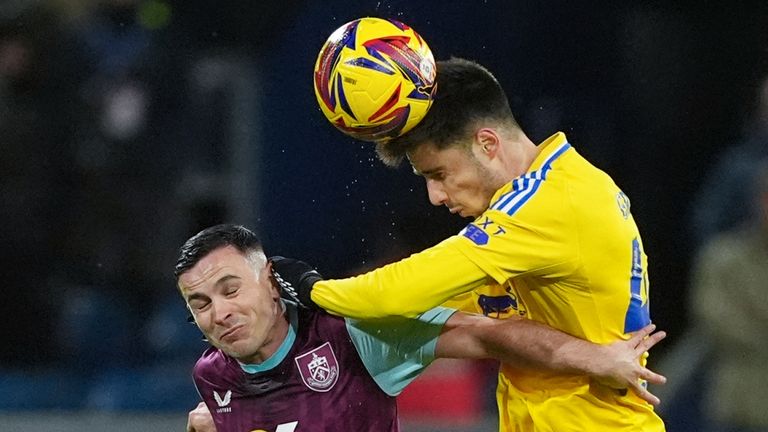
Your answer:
[194,314,214,335]
[249,298,278,327]
[449,177,475,198]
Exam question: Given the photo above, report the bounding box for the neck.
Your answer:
[500,133,538,183]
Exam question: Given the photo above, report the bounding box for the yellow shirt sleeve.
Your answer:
[311,236,487,319]
[454,207,578,285]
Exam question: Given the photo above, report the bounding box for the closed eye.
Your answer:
[190,300,211,312]
[418,167,445,181]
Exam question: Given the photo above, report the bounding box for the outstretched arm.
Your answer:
[435,313,667,405]
[272,243,488,319]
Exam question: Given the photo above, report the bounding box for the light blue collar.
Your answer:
[238,301,298,373]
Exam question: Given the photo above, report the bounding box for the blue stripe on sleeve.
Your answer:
[490,143,571,216]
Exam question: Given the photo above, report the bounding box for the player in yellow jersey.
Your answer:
[274,57,665,431]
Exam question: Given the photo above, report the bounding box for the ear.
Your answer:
[475,128,500,158]
[264,260,281,300]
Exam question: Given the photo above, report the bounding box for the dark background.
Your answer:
[1,0,766,422]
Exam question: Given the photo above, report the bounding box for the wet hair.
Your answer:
[174,224,264,279]
[376,57,520,167]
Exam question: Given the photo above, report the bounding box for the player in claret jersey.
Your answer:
[176,224,665,432]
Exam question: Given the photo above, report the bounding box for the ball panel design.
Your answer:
[313,17,436,142]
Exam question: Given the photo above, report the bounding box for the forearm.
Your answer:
[312,238,487,319]
[439,315,668,405]
[436,313,605,375]
[482,318,606,375]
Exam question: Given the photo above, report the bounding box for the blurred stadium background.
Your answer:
[1,0,766,430]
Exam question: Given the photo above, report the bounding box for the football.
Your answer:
[313,17,437,142]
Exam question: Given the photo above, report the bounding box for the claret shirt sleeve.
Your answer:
[311,236,487,319]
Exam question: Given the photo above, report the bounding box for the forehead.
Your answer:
[178,246,253,292]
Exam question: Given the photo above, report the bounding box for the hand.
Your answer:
[270,256,324,309]
[591,324,667,405]
[187,401,216,432]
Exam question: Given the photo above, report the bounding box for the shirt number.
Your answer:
[624,238,650,332]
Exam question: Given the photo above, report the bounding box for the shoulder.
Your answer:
[297,308,351,343]
[193,347,232,381]
[300,307,346,331]
[487,144,579,220]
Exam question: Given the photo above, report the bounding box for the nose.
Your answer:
[426,179,447,206]
[212,301,233,326]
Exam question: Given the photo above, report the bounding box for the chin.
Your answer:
[217,340,250,359]
[227,347,258,363]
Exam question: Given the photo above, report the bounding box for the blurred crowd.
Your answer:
[0,0,306,410]
[684,77,768,432]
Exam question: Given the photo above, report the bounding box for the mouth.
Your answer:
[220,325,244,343]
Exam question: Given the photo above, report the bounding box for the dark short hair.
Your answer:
[174,224,263,279]
[376,57,519,167]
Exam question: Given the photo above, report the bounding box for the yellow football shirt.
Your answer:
[312,132,663,431]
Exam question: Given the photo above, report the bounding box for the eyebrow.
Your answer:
[186,274,241,302]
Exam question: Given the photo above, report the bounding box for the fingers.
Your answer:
[627,324,666,356]
[639,365,667,385]
[605,325,667,406]
[629,379,661,406]
[627,324,656,345]
[635,330,666,354]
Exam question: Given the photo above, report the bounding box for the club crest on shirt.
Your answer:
[294,342,339,392]
[616,191,631,219]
